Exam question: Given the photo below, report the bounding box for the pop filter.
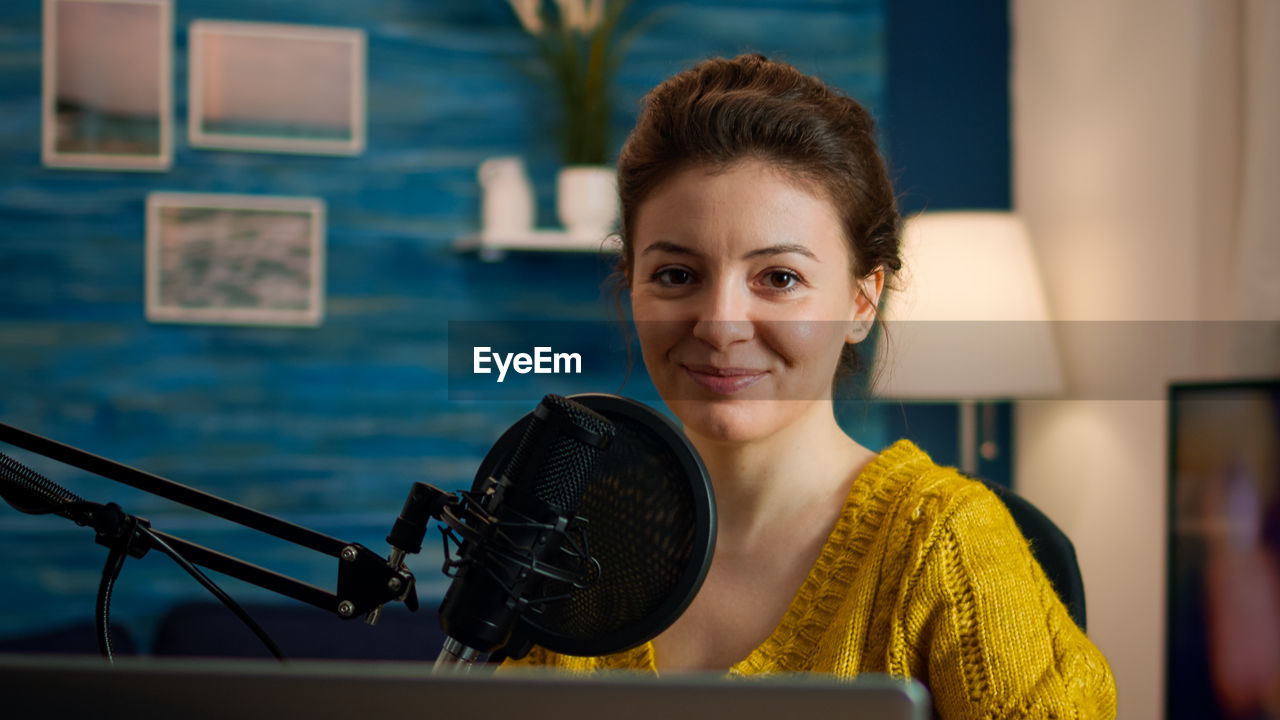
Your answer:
[472,393,715,658]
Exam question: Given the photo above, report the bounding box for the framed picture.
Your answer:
[146,192,326,327]
[188,21,366,155]
[42,0,172,170]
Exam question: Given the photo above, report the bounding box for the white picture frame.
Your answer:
[42,0,173,171]
[188,20,367,156]
[146,192,326,327]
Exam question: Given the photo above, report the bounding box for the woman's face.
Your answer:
[629,160,882,445]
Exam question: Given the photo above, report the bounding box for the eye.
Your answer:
[652,267,695,287]
[762,269,801,291]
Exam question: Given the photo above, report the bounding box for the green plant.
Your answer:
[507,0,643,166]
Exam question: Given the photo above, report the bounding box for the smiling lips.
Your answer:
[682,364,768,394]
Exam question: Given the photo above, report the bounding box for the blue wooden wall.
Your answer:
[0,0,895,650]
[880,0,1013,485]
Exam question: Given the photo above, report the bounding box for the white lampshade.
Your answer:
[874,211,1063,400]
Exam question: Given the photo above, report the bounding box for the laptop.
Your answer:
[0,654,931,719]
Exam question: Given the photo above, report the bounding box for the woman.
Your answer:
[507,54,1117,718]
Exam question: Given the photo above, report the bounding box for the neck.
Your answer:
[686,401,872,545]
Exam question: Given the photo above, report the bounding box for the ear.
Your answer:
[845,267,885,344]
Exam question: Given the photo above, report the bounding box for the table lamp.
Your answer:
[873,211,1063,475]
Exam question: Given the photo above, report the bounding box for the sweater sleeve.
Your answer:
[903,485,1117,719]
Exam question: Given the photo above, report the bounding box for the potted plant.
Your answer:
[506,0,643,240]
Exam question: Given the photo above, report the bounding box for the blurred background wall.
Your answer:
[0,0,1019,665]
[1014,3,1279,719]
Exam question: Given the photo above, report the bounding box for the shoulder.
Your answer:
[869,442,1068,596]
[823,440,1025,620]
[846,440,1040,613]
[869,445,1116,718]
[852,439,1009,538]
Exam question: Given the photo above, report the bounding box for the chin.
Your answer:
[668,398,793,446]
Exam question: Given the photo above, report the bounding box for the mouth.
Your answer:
[681,364,768,395]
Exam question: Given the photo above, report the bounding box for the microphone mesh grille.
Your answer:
[531,409,697,643]
[529,395,614,514]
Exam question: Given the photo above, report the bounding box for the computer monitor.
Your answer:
[1166,379,1280,719]
[0,654,931,720]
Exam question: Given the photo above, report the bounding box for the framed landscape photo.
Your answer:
[146,192,326,327]
[188,21,366,155]
[42,0,172,170]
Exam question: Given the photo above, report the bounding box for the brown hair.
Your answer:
[614,54,902,377]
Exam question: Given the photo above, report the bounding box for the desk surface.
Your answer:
[0,654,930,720]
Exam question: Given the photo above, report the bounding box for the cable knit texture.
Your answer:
[503,439,1118,719]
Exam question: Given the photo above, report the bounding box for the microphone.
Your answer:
[426,393,716,667]
[434,394,615,670]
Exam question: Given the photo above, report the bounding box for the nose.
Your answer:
[690,277,754,350]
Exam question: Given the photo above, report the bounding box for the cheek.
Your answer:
[761,320,849,370]
[631,294,686,353]
[631,310,684,373]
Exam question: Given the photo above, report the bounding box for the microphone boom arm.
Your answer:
[0,421,415,620]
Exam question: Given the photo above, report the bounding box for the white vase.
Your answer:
[556,165,618,241]
[477,156,535,239]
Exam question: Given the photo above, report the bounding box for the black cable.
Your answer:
[139,526,287,661]
[7,491,286,659]
[95,539,128,662]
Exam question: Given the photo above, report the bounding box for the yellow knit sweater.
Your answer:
[503,439,1117,719]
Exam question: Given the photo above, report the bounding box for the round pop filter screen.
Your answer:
[473,393,715,657]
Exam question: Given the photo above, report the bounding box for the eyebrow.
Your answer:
[744,243,819,261]
[639,241,819,261]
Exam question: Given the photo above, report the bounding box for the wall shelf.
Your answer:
[453,231,619,261]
